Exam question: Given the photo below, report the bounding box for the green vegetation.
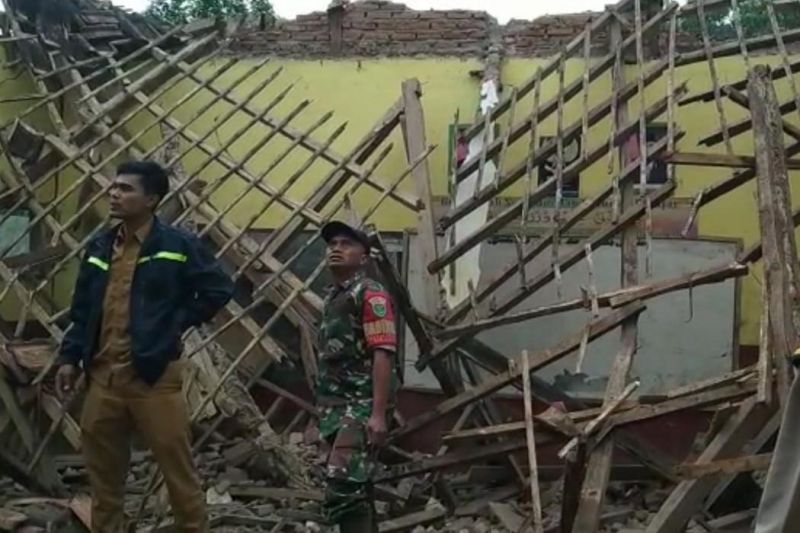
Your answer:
[680,0,800,42]
[145,0,276,25]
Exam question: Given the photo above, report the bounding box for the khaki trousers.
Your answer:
[80,364,207,533]
[755,375,800,533]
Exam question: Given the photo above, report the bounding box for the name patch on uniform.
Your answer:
[368,295,388,318]
[364,319,396,338]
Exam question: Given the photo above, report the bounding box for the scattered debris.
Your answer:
[0,0,798,531]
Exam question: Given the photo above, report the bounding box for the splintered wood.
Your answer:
[1,0,799,531]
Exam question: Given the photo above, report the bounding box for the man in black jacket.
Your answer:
[55,161,234,533]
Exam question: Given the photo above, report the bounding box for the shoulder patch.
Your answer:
[368,295,388,318]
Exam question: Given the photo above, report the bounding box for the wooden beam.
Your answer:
[571,12,643,526]
[442,134,678,327]
[521,349,544,532]
[378,436,529,482]
[673,453,771,480]
[443,379,756,446]
[441,57,673,231]
[420,182,675,370]
[150,47,420,214]
[265,98,404,257]
[749,64,800,404]
[395,303,644,440]
[399,78,460,395]
[387,382,755,482]
[699,95,798,147]
[662,151,800,169]
[435,261,747,340]
[677,27,800,67]
[430,94,683,274]
[645,400,771,533]
[558,380,640,460]
[681,57,800,106]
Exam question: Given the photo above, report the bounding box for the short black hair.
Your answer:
[116,161,169,203]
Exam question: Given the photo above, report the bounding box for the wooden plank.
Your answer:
[38,392,81,451]
[749,64,800,405]
[681,57,800,106]
[520,349,543,532]
[379,436,528,482]
[665,368,755,399]
[401,79,440,306]
[68,495,92,531]
[440,57,674,232]
[421,182,675,371]
[558,380,640,460]
[389,382,753,481]
[150,47,420,214]
[705,509,758,529]
[697,0,734,155]
[400,78,460,395]
[430,92,683,274]
[560,441,588,533]
[453,1,675,186]
[299,324,317,390]
[662,151,800,169]
[435,261,747,340]
[699,96,797,147]
[441,132,679,328]
[645,400,771,533]
[395,303,644,440]
[677,27,800,67]
[455,341,677,483]
[673,453,771,480]
[265,98,403,257]
[0,366,64,495]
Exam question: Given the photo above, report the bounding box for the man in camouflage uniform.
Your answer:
[316,221,397,532]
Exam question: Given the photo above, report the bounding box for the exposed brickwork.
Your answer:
[229,0,602,58]
[232,1,489,57]
[503,14,606,57]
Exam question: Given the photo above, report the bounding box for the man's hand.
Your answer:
[366,413,388,448]
[55,364,78,400]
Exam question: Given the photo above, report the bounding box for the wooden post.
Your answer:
[646,400,771,532]
[571,14,640,531]
[520,350,543,533]
[400,78,461,395]
[749,64,800,405]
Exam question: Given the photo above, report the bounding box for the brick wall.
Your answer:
[230,0,600,58]
[503,14,606,57]
[232,1,492,57]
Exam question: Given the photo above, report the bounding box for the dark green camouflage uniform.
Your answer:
[316,271,397,524]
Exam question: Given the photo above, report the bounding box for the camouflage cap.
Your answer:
[321,220,371,250]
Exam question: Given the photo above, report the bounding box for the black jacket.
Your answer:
[58,217,234,385]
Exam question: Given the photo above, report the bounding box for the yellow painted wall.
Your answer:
[141,55,800,348]
[0,47,59,322]
[147,58,482,230]
[2,51,798,348]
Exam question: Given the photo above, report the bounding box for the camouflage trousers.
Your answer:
[319,402,375,524]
